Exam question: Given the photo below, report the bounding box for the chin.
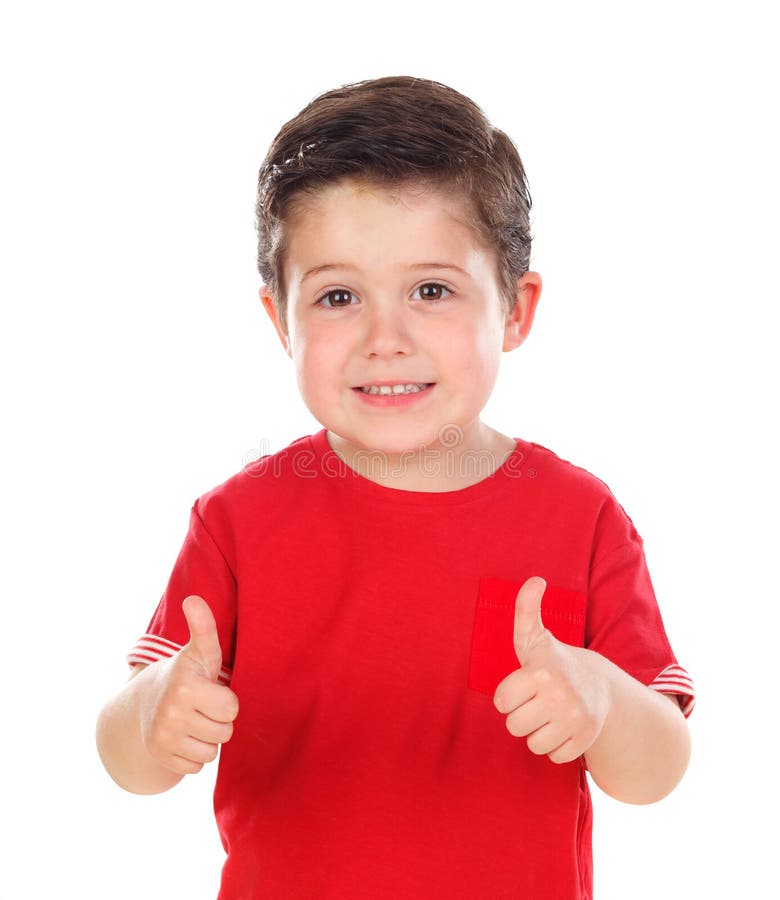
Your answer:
[331,425,441,459]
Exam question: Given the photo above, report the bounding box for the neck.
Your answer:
[326,424,516,492]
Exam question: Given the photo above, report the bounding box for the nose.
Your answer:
[361,303,414,359]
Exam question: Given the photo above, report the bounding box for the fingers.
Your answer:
[152,677,238,748]
[160,663,239,724]
[188,716,235,751]
[182,595,223,681]
[513,576,547,665]
[190,679,240,724]
[494,668,535,715]
[168,732,224,775]
[139,614,239,777]
[503,695,547,738]
[144,698,236,771]
[500,683,601,764]
[503,701,582,764]
[169,755,208,777]
[496,575,608,764]
[525,723,578,764]
[169,714,234,772]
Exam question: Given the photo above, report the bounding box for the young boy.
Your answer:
[97,76,694,899]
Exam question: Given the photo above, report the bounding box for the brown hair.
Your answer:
[255,75,532,335]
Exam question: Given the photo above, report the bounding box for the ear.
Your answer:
[503,272,542,352]
[260,287,292,358]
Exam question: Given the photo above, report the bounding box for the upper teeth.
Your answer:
[360,383,429,395]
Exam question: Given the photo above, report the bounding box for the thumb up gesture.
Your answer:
[493,577,611,764]
[139,595,239,776]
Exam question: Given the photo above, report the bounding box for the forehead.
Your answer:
[288,176,479,226]
[283,178,494,280]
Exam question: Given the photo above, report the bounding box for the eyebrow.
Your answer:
[299,262,471,284]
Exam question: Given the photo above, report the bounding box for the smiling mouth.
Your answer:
[355,383,434,396]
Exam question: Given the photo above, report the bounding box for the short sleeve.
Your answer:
[127,502,237,685]
[585,495,695,717]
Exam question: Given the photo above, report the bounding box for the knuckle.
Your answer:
[202,743,219,763]
[554,741,582,764]
[526,734,546,756]
[146,720,171,752]
[533,667,553,689]
[505,715,522,738]
[582,721,600,748]
[169,680,194,707]
[147,733,176,763]
[567,706,586,730]
[152,712,181,747]
[170,753,203,776]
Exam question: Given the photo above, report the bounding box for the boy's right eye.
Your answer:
[316,289,356,308]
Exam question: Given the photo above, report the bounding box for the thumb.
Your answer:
[181,594,222,682]
[513,576,548,665]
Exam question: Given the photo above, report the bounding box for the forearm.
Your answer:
[584,656,691,805]
[96,664,184,796]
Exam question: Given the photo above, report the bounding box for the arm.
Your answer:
[494,578,691,805]
[581,660,690,804]
[96,595,239,795]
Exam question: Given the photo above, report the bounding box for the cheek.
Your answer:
[445,325,503,379]
[293,335,338,396]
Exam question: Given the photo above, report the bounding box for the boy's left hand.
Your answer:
[493,577,611,764]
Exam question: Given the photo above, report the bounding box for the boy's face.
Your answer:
[261,178,540,461]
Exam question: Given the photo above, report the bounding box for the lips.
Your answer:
[356,382,434,395]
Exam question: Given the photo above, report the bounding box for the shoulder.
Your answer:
[522,439,615,502]
[193,432,320,524]
[520,439,642,544]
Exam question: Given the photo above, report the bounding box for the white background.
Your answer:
[2,1,777,897]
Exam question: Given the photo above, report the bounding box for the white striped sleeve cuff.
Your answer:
[128,634,232,686]
[649,664,695,717]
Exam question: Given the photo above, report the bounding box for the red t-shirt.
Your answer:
[130,430,694,899]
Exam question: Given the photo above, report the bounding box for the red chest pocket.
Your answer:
[468,576,587,695]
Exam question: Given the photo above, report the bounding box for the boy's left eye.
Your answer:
[413,282,453,302]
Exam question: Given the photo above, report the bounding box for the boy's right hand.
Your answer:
[138,595,239,776]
